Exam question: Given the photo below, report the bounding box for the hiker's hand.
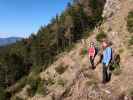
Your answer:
[106,63,108,66]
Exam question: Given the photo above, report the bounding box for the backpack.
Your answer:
[109,49,120,70]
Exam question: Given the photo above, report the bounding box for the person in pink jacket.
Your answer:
[88,42,96,69]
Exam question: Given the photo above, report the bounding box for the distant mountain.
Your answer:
[0,37,22,46]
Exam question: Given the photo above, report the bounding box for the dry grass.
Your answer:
[55,64,68,75]
[86,79,99,90]
[57,78,66,87]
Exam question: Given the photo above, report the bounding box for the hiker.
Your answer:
[101,40,112,83]
[88,42,96,69]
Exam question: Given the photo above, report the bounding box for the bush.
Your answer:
[57,79,66,87]
[79,48,87,56]
[113,68,122,76]
[13,96,24,100]
[65,44,74,52]
[27,76,41,97]
[128,35,133,46]
[55,64,68,75]
[128,88,133,99]
[45,77,55,86]
[36,81,49,96]
[96,31,107,42]
[118,48,124,54]
[112,63,120,70]
[127,11,133,33]
[0,87,6,100]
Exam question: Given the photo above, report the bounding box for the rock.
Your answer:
[102,0,121,18]
[15,85,31,100]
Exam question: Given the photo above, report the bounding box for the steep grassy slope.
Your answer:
[7,0,133,100]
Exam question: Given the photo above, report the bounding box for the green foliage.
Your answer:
[57,79,66,87]
[128,35,133,45]
[65,44,74,52]
[0,87,6,100]
[127,11,133,33]
[27,76,41,97]
[55,64,68,75]
[89,0,104,23]
[112,63,120,69]
[118,48,124,54]
[128,88,133,99]
[36,81,49,96]
[96,31,107,42]
[45,77,55,86]
[13,96,24,100]
[80,48,87,56]
[113,67,122,76]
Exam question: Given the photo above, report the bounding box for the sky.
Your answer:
[0,0,70,38]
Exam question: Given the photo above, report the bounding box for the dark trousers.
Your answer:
[90,56,94,68]
[102,63,109,83]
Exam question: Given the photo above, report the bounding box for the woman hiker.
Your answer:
[88,42,96,69]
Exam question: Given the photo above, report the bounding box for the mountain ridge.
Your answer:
[0,37,22,46]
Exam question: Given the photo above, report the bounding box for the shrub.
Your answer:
[65,44,74,52]
[55,64,68,75]
[113,68,122,76]
[96,31,107,42]
[27,76,41,97]
[79,48,87,56]
[128,88,133,99]
[0,87,6,100]
[13,96,24,100]
[127,11,133,33]
[36,81,49,96]
[119,48,124,54]
[128,35,133,46]
[46,77,55,86]
[112,63,120,70]
[57,79,66,87]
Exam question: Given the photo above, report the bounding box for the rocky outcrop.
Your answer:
[102,0,121,18]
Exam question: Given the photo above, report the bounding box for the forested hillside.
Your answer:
[0,0,105,99]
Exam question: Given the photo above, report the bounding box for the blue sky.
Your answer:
[0,0,70,38]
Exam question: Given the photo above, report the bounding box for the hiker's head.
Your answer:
[90,42,94,47]
[102,40,109,48]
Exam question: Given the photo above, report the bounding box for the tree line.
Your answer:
[0,0,105,90]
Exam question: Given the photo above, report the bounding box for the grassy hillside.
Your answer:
[1,0,133,99]
[0,0,105,99]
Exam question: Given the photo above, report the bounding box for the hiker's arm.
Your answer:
[105,48,112,66]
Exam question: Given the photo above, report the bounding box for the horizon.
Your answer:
[0,0,70,38]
